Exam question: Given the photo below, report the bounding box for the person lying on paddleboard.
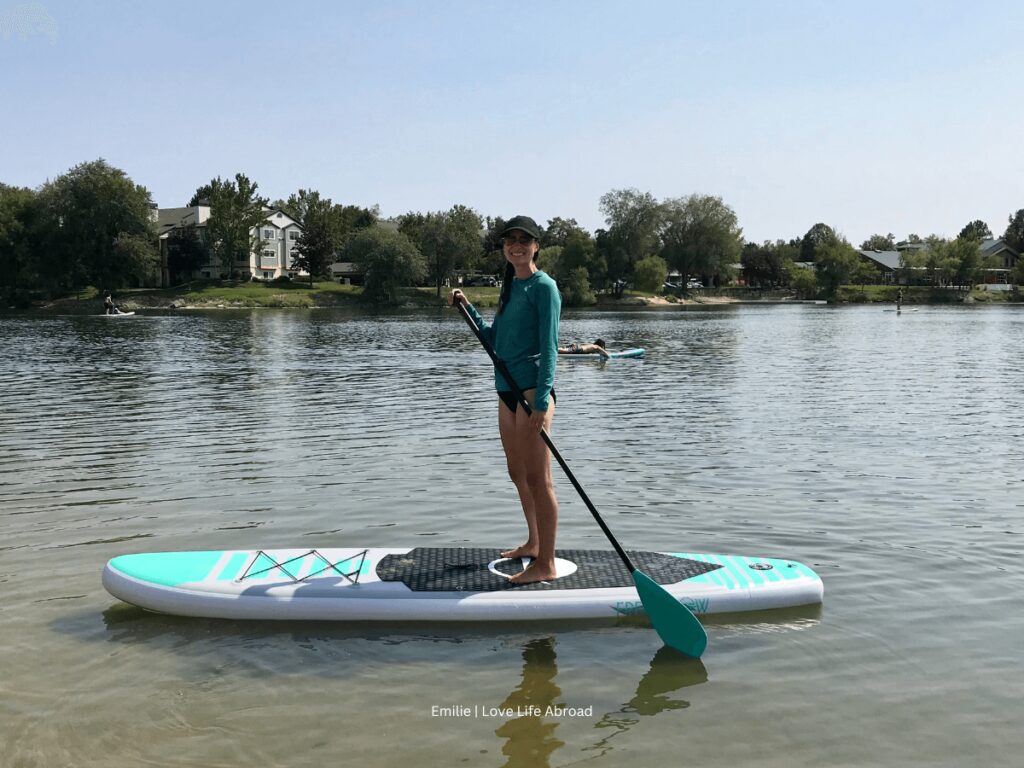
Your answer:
[558,339,611,359]
[448,215,562,585]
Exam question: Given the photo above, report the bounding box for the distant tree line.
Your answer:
[2,158,1023,306]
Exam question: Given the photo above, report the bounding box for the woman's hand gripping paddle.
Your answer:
[455,300,708,658]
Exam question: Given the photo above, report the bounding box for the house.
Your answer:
[856,250,903,283]
[979,238,1019,285]
[156,203,304,285]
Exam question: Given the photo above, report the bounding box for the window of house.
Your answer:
[263,229,275,239]
[289,230,299,240]
[263,250,274,259]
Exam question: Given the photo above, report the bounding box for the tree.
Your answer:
[814,239,862,296]
[196,174,268,279]
[0,184,40,301]
[399,205,483,295]
[340,227,424,303]
[741,240,791,288]
[633,255,668,292]
[559,266,596,306]
[291,193,336,285]
[598,188,662,285]
[659,194,742,286]
[800,223,838,262]
[785,262,817,299]
[958,219,992,242]
[950,238,986,288]
[1003,209,1024,252]
[541,217,588,248]
[1011,257,1024,286]
[35,159,157,292]
[860,233,896,251]
[165,224,209,284]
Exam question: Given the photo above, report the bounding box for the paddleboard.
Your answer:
[560,348,645,360]
[101,311,135,317]
[102,547,823,621]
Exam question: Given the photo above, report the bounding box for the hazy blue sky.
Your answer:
[2,0,1022,244]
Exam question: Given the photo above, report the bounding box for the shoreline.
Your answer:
[7,284,1021,314]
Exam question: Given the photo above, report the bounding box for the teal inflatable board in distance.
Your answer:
[103,547,823,621]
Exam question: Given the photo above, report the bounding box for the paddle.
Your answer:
[454,299,708,658]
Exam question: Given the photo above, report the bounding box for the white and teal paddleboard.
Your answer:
[560,348,645,360]
[103,547,823,621]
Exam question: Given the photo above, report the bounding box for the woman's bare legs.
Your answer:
[497,390,559,583]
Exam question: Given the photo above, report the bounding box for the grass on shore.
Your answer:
[110,281,503,309]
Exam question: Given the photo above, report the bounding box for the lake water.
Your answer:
[1,303,1021,767]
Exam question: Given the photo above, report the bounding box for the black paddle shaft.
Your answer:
[455,300,638,574]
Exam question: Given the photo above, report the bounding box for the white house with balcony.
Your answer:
[156,204,304,285]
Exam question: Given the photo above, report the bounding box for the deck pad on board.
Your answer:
[377,548,719,592]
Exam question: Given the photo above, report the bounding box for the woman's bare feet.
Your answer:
[507,560,558,585]
[500,544,538,559]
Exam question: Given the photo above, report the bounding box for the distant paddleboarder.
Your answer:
[559,339,611,359]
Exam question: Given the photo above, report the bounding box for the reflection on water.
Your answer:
[495,638,564,767]
[494,638,708,768]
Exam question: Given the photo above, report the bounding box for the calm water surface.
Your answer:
[1,304,1021,767]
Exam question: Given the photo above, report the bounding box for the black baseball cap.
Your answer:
[501,215,541,241]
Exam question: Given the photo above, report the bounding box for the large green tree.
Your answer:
[277,189,378,284]
[598,188,662,285]
[341,227,425,303]
[814,240,868,296]
[658,194,742,286]
[290,193,336,285]
[741,240,794,288]
[165,224,210,284]
[399,205,483,295]
[541,217,588,248]
[633,254,669,292]
[800,223,839,262]
[0,184,40,301]
[36,159,157,292]
[198,174,268,278]
[860,233,896,251]
[958,219,992,242]
[1002,209,1024,252]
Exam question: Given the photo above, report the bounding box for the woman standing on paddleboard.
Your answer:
[449,215,561,585]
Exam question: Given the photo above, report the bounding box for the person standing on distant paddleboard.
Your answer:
[449,215,561,585]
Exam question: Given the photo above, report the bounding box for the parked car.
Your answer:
[663,281,681,290]
[686,280,703,289]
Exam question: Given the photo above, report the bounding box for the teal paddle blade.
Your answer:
[632,569,708,658]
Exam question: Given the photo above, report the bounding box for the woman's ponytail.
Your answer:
[496,261,515,315]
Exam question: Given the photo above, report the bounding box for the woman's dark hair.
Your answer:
[497,261,515,314]
[595,338,606,349]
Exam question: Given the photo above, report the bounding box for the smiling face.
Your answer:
[502,229,540,274]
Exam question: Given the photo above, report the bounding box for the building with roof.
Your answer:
[857,238,1019,286]
[156,204,303,285]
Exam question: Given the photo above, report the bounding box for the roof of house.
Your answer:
[857,250,902,270]
[980,238,1020,257]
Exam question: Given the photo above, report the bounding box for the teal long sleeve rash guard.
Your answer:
[464,270,561,412]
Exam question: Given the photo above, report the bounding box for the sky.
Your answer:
[2,0,1022,245]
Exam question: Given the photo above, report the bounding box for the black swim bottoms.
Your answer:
[498,389,557,414]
